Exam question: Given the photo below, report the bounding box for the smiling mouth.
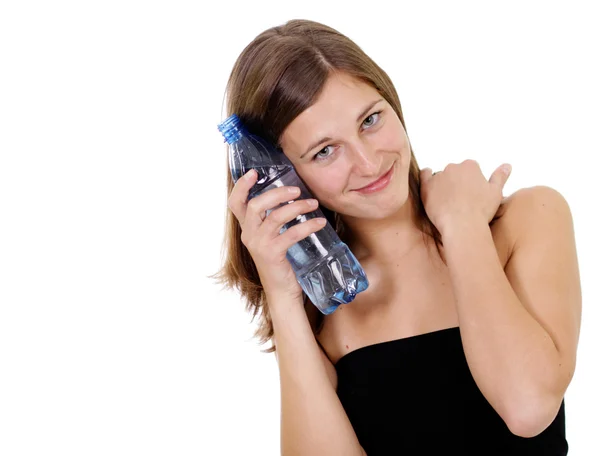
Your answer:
[353,163,395,192]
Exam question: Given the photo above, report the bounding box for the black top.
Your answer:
[335,326,567,455]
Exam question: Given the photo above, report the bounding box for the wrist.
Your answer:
[438,214,488,239]
[439,217,491,246]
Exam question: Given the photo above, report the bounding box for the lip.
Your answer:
[353,163,395,194]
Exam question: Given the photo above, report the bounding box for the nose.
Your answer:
[349,141,380,177]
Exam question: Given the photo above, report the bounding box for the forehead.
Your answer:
[280,73,380,155]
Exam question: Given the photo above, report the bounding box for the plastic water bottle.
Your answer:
[218,114,369,315]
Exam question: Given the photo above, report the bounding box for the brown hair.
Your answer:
[211,19,444,353]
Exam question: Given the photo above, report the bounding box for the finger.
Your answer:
[489,163,512,190]
[273,217,328,252]
[245,185,301,231]
[420,167,433,183]
[227,169,258,225]
[261,198,319,236]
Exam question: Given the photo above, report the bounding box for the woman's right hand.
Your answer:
[227,169,327,302]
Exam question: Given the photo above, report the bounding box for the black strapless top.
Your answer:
[335,326,567,455]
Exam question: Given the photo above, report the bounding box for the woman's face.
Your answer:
[280,72,412,220]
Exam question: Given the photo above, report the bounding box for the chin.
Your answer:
[339,187,410,220]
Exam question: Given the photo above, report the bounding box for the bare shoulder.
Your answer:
[490,185,570,263]
[499,185,569,215]
[494,185,571,232]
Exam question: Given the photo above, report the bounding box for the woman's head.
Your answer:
[225,20,417,219]
[213,19,442,352]
[280,72,412,224]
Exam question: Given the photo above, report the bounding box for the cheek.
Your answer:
[302,168,347,201]
[379,118,408,150]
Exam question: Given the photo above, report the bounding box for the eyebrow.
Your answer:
[299,98,384,159]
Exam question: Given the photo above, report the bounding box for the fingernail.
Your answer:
[502,164,512,175]
[307,199,318,206]
[245,169,256,180]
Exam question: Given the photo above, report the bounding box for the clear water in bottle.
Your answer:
[218,114,369,314]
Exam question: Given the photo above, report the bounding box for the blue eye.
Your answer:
[363,111,381,128]
[314,145,334,161]
[312,110,383,162]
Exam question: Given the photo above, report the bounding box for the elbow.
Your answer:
[504,367,573,438]
[503,396,564,438]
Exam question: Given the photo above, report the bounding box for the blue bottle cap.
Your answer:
[217,114,248,144]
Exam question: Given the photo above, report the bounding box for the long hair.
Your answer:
[210,19,444,353]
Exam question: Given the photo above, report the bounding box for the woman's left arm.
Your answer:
[440,185,582,438]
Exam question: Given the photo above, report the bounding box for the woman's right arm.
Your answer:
[269,293,366,456]
[227,169,366,455]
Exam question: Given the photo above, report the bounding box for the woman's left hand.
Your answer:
[420,159,512,234]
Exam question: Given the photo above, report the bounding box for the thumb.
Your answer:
[420,167,433,183]
[489,163,512,189]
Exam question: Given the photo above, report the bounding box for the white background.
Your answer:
[1,1,598,455]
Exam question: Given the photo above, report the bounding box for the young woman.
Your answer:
[213,19,581,455]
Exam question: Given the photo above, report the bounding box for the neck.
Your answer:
[341,195,429,264]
